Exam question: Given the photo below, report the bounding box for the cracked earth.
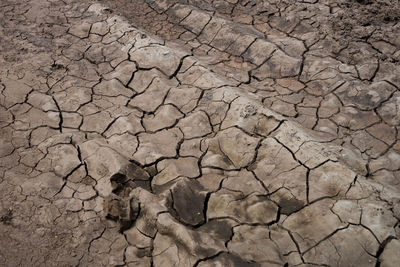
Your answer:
[0,0,400,266]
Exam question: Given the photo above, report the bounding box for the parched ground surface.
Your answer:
[0,0,400,266]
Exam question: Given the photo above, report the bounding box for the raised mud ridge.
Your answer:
[0,0,399,266]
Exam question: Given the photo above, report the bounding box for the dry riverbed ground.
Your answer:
[0,0,400,266]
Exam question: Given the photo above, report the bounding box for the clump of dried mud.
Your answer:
[328,0,400,63]
[333,0,399,28]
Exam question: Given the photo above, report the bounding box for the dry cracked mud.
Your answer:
[0,0,399,266]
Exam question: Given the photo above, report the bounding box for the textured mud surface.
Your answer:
[0,0,399,266]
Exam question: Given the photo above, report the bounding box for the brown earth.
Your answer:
[1,0,400,266]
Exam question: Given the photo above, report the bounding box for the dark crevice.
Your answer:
[375,236,397,267]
